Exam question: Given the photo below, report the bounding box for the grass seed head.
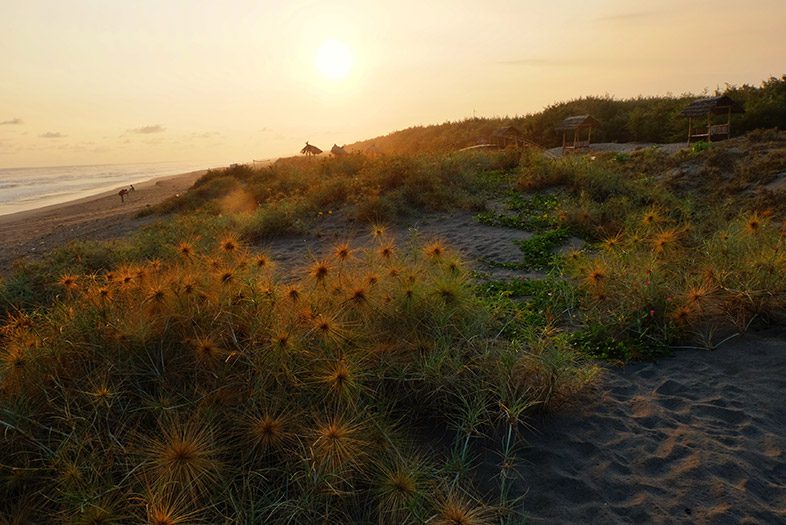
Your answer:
[432,493,495,525]
[642,208,662,226]
[312,416,364,470]
[602,234,622,251]
[585,265,607,287]
[253,253,271,269]
[745,212,764,235]
[334,242,352,261]
[286,285,300,302]
[143,417,222,495]
[424,241,446,258]
[191,337,224,364]
[671,305,694,324]
[249,411,291,452]
[379,244,395,259]
[652,229,679,254]
[177,242,194,258]
[309,260,331,282]
[371,224,386,239]
[219,236,240,254]
[218,269,234,285]
[350,287,367,303]
[58,274,79,290]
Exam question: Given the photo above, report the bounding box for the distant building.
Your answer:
[680,95,744,144]
[556,115,601,153]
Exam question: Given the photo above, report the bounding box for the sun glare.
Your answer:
[315,39,353,81]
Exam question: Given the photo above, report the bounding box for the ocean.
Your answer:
[0,161,220,217]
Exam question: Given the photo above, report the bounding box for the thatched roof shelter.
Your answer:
[556,115,600,151]
[679,95,744,118]
[680,95,744,144]
[556,115,601,131]
[330,144,348,156]
[300,142,323,156]
[492,126,523,148]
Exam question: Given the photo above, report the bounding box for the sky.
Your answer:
[1,0,785,168]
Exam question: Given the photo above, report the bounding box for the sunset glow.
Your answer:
[315,39,353,81]
[0,1,785,168]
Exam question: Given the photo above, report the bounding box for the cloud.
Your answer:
[189,131,221,139]
[0,118,23,125]
[39,131,65,139]
[129,124,165,134]
[497,58,584,67]
[498,55,651,68]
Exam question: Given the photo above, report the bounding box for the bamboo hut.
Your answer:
[680,95,744,144]
[300,141,323,156]
[556,115,600,152]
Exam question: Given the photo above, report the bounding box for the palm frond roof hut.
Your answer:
[300,142,323,156]
[556,115,600,152]
[679,95,744,144]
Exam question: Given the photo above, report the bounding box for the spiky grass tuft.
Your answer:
[311,415,366,471]
[140,417,223,496]
[431,492,495,525]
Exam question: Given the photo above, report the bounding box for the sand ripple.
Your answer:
[518,328,786,524]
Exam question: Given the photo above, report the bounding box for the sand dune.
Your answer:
[260,208,541,281]
[1,168,785,523]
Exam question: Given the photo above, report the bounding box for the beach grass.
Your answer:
[0,225,595,523]
[2,132,786,521]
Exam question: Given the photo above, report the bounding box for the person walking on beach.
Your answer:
[119,188,129,204]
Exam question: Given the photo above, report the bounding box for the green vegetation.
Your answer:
[515,138,786,357]
[0,233,595,523]
[349,75,786,153]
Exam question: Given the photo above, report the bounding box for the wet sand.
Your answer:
[0,170,205,270]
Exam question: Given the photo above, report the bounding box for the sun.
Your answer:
[314,39,353,81]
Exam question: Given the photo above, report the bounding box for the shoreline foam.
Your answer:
[0,161,219,217]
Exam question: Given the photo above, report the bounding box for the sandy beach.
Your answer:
[0,161,784,523]
[0,169,205,270]
[518,328,786,524]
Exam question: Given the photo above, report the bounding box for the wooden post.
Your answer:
[727,105,732,138]
[707,112,712,142]
[588,126,592,146]
[687,117,692,144]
